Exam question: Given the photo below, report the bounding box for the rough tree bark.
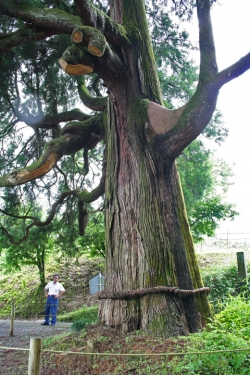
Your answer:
[0,0,250,336]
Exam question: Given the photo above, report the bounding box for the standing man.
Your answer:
[41,273,65,326]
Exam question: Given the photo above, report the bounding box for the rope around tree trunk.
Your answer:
[97,286,210,300]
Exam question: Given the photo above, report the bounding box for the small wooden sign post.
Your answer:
[10,298,15,337]
[28,337,42,375]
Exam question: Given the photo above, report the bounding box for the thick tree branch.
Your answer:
[163,0,250,159]
[212,52,250,90]
[147,0,219,159]
[59,34,126,79]
[72,26,107,56]
[77,76,107,111]
[0,113,105,187]
[196,0,218,81]
[73,0,131,47]
[15,108,91,130]
[0,221,32,246]
[0,27,58,55]
[0,2,82,34]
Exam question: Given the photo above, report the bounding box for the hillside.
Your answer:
[0,257,104,319]
[0,239,249,319]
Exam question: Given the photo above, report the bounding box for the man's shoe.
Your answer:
[41,322,49,325]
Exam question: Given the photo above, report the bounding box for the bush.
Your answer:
[201,265,239,312]
[170,331,250,375]
[169,293,250,374]
[212,294,250,341]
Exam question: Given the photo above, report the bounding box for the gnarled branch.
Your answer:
[0,113,105,187]
[0,190,76,245]
[77,76,107,111]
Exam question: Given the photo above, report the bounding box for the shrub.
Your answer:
[212,294,250,341]
[201,265,239,312]
[170,293,250,374]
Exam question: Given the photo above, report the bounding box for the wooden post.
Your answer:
[10,298,15,337]
[28,337,42,375]
[236,251,248,294]
[237,251,247,282]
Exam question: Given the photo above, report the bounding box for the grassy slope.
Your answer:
[0,256,104,319]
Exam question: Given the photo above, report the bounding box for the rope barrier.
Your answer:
[1,345,250,357]
[0,346,29,351]
[97,286,210,300]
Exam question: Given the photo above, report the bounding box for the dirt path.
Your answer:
[0,320,71,375]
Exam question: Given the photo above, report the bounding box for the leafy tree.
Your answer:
[178,139,238,242]
[0,207,54,286]
[0,0,249,336]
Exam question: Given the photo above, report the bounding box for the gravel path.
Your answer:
[0,320,71,375]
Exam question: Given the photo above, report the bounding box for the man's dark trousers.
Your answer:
[44,295,58,325]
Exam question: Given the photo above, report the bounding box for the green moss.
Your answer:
[18,4,82,28]
[58,305,98,323]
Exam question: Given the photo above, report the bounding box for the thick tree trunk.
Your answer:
[98,0,212,336]
[99,94,211,335]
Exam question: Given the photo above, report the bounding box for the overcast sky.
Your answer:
[187,0,250,240]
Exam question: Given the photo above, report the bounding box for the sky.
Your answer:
[187,0,250,241]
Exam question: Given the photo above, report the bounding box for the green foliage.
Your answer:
[76,211,105,258]
[0,269,45,318]
[201,264,239,312]
[58,305,98,323]
[170,331,250,374]
[71,319,88,332]
[178,140,213,213]
[213,295,250,341]
[59,304,99,332]
[168,294,250,374]
[0,209,55,286]
[152,11,197,106]
[190,197,238,242]
[178,139,238,242]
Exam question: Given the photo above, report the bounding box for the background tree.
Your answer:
[0,205,54,286]
[0,0,249,336]
[178,139,238,242]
